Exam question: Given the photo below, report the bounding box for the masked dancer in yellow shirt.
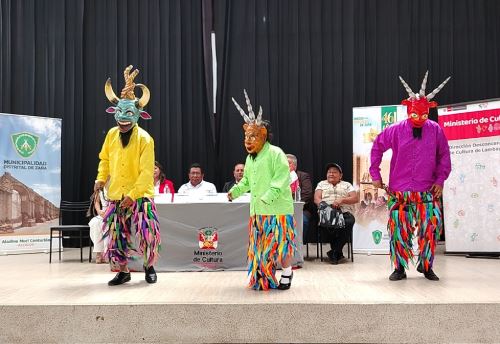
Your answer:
[94,65,161,286]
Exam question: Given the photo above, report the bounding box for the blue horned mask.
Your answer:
[104,65,151,133]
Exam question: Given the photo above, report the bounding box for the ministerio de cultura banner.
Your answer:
[438,100,500,254]
[0,113,61,254]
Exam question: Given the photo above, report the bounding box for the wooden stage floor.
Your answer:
[1,245,499,343]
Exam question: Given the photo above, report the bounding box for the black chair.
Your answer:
[49,200,92,263]
[304,214,321,259]
[317,223,354,262]
[303,204,319,259]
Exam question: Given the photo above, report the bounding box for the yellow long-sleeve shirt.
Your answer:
[96,125,155,201]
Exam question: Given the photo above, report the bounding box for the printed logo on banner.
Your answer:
[198,227,218,250]
[470,233,479,242]
[371,230,383,245]
[11,132,39,158]
[381,106,397,130]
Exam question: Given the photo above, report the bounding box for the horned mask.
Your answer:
[399,71,450,128]
[232,90,267,154]
[104,65,151,133]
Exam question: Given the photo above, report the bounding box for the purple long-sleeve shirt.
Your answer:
[369,119,451,192]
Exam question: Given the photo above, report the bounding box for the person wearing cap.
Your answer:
[314,163,358,264]
[370,72,451,281]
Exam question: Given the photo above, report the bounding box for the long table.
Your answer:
[129,200,304,272]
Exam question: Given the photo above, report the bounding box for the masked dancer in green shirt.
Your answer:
[228,90,296,291]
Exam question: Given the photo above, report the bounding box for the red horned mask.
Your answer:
[399,71,451,128]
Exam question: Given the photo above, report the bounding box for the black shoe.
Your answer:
[336,255,346,263]
[253,272,263,291]
[417,264,440,280]
[326,250,334,260]
[277,272,293,290]
[389,268,407,281]
[108,272,131,286]
[330,257,339,265]
[145,266,157,284]
[423,268,439,281]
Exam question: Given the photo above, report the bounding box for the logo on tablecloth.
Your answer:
[198,227,218,250]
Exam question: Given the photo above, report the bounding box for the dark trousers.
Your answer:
[322,212,355,259]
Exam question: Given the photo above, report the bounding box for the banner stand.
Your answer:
[0,113,62,254]
[438,99,500,256]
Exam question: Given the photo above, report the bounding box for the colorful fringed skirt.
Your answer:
[102,197,161,267]
[387,191,442,271]
[247,214,296,290]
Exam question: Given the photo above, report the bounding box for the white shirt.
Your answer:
[315,180,355,213]
[178,180,217,195]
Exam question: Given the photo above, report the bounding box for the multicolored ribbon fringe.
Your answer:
[102,197,161,267]
[247,214,296,291]
[387,191,442,271]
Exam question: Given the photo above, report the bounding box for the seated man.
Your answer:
[222,163,245,192]
[314,163,358,264]
[178,163,217,195]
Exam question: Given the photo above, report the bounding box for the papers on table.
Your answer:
[154,193,251,204]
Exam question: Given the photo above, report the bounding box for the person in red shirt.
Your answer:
[154,161,175,202]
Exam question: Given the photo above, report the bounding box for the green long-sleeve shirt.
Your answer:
[229,142,294,215]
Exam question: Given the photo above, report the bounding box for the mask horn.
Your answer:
[419,71,429,97]
[104,78,119,105]
[256,106,263,125]
[232,97,251,123]
[243,89,255,120]
[427,76,451,100]
[136,84,150,109]
[399,76,416,99]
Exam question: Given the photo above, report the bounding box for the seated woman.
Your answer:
[314,163,359,264]
[154,161,175,202]
[88,180,110,264]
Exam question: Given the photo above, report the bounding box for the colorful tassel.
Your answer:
[247,214,296,291]
[102,197,161,267]
[387,191,441,271]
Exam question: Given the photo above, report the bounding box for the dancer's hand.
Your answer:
[372,180,383,189]
[227,192,233,202]
[94,180,105,192]
[430,184,443,199]
[120,196,134,209]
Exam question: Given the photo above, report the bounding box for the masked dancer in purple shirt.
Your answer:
[370,72,451,281]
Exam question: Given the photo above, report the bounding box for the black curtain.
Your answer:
[81,0,214,196]
[0,0,213,201]
[2,0,500,199]
[214,0,500,186]
[0,0,85,199]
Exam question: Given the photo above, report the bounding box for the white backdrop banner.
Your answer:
[352,105,406,253]
[438,100,500,253]
[0,113,61,253]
